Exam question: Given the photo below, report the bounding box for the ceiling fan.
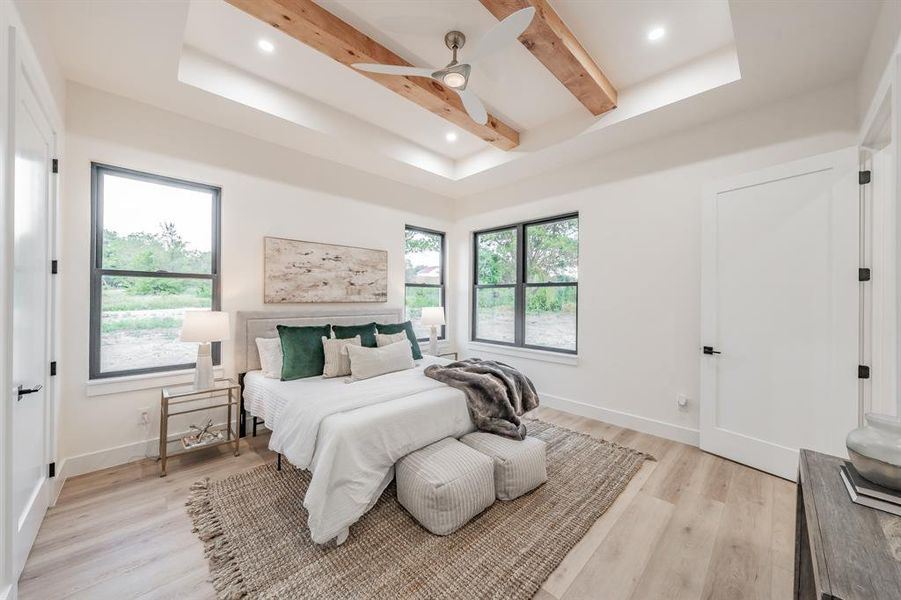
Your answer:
[351,7,536,126]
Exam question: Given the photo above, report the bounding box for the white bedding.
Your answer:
[242,356,474,544]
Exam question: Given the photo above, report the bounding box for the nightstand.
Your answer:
[159,378,240,477]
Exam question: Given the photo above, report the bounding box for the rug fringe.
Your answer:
[186,478,248,600]
[526,417,656,462]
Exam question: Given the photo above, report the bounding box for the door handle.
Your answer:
[17,384,42,401]
[702,346,721,355]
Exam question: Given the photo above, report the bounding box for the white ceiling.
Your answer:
[19,0,884,200]
[182,0,737,159]
[553,0,735,88]
[317,0,588,132]
[183,1,487,160]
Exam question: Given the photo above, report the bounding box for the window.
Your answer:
[473,214,578,353]
[405,226,445,341]
[90,163,221,379]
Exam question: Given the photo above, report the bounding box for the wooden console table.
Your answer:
[795,449,901,599]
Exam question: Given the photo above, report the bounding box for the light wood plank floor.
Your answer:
[18,407,796,599]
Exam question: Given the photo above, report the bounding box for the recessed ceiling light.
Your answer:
[445,132,458,143]
[258,39,275,53]
[647,27,666,42]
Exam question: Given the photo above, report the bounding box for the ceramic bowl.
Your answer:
[846,413,901,490]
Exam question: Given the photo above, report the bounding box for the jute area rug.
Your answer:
[187,418,652,600]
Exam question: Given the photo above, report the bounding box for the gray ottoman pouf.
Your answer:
[460,432,547,501]
[396,437,495,535]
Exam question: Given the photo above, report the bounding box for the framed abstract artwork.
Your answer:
[263,236,388,303]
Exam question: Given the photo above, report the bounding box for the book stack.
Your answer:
[839,462,901,517]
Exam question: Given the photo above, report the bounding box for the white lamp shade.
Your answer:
[420,307,446,327]
[180,310,230,343]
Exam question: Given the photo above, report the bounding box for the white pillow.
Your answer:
[256,337,283,379]
[376,331,408,347]
[345,340,414,382]
[321,335,361,378]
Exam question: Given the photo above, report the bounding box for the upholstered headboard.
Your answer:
[234,309,403,374]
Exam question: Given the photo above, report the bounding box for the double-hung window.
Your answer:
[472,213,578,353]
[90,163,221,379]
[404,225,446,341]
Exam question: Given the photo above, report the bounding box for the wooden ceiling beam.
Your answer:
[226,0,520,150]
[479,0,617,116]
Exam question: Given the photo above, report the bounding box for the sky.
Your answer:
[102,173,213,252]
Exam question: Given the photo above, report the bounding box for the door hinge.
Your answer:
[48,462,56,478]
[858,365,871,379]
[50,361,57,376]
[51,158,59,174]
[51,259,58,274]
[859,170,871,185]
[859,267,871,282]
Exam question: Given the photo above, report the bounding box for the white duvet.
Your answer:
[243,356,474,544]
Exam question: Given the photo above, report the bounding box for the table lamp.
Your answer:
[180,310,230,390]
[420,307,446,356]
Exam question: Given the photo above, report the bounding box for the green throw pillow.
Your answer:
[277,324,331,380]
[375,321,423,360]
[332,322,377,348]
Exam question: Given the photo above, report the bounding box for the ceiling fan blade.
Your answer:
[457,88,488,125]
[468,7,536,64]
[351,63,435,78]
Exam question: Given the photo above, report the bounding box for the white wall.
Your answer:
[858,0,901,125]
[57,84,454,477]
[450,82,860,445]
[57,75,864,476]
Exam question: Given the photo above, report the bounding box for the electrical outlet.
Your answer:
[676,394,689,409]
[139,408,150,426]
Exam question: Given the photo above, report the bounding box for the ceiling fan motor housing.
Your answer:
[444,31,466,52]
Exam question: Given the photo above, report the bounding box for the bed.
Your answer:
[235,310,475,545]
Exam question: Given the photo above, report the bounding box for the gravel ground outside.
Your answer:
[476,307,576,351]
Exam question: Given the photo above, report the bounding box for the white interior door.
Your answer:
[700,147,859,480]
[11,67,53,578]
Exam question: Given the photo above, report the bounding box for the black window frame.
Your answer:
[89,162,222,380]
[404,225,446,342]
[472,212,578,354]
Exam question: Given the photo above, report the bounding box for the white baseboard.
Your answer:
[51,421,231,505]
[540,393,700,447]
[50,394,699,503]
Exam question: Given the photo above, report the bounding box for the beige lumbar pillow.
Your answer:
[321,335,361,378]
[345,340,414,382]
[376,331,408,347]
[256,337,283,379]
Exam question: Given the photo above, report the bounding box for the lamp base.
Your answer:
[194,343,214,390]
[429,326,438,356]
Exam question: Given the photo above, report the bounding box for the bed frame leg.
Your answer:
[277,453,282,471]
[238,373,246,438]
[252,417,258,437]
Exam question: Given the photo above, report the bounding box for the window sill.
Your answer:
[466,342,579,366]
[85,366,225,397]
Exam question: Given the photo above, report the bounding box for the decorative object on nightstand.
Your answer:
[183,419,224,449]
[846,412,901,490]
[180,310,230,390]
[159,378,240,476]
[421,306,445,356]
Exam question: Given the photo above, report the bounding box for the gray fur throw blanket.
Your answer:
[424,359,539,440]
